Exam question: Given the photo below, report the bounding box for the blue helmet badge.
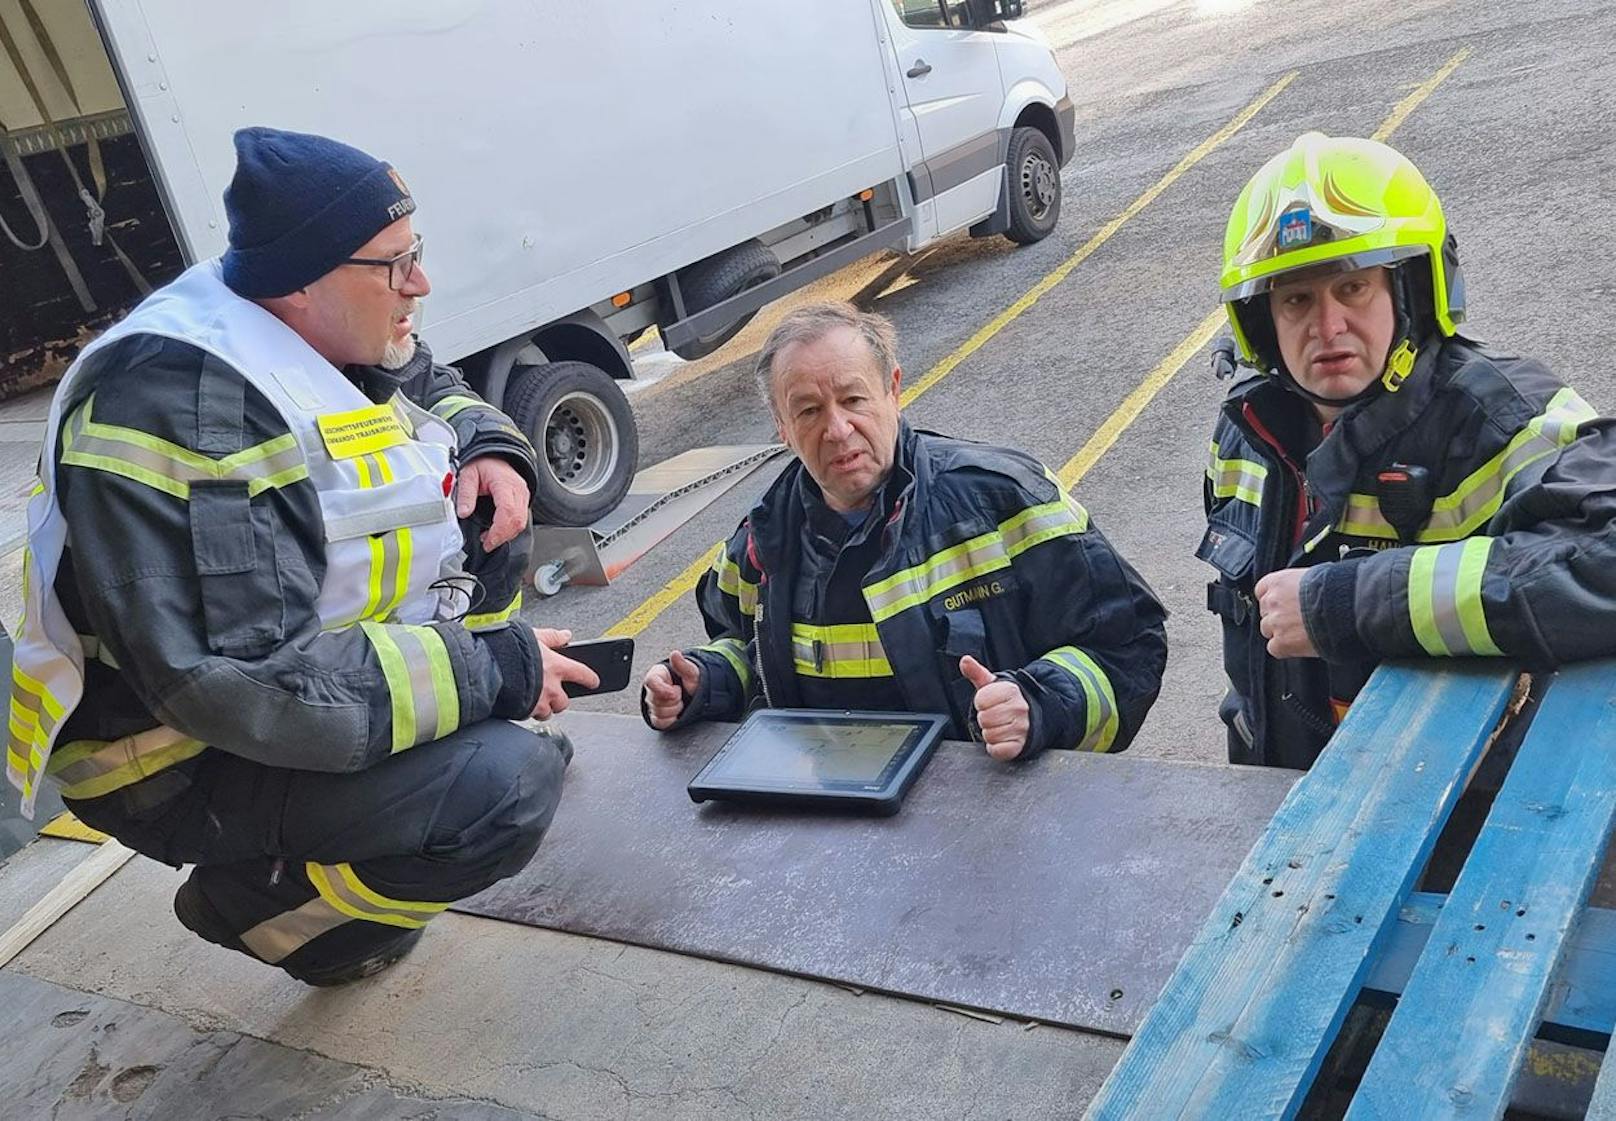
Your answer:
[1277,205,1313,251]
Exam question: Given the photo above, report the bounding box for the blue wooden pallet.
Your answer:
[1085,659,1616,1120]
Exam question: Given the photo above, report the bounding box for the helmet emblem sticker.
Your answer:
[1278,205,1313,250]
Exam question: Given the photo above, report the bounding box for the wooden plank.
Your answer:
[1347,660,1616,1119]
[0,840,135,968]
[1082,662,1519,1120]
[1367,894,1616,1040]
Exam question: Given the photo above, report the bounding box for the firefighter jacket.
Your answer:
[5,260,545,818]
[1201,335,1616,770]
[656,422,1168,756]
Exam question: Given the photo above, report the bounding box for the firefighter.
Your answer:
[4,128,599,985]
[1204,131,1616,769]
[642,302,1168,761]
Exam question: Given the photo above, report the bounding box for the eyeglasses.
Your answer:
[342,234,424,290]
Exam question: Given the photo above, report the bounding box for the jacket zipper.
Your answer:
[754,599,774,708]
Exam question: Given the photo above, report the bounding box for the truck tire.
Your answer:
[502,360,638,526]
[1003,126,1062,245]
[669,240,781,360]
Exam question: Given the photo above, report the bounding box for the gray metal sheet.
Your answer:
[458,712,1298,1036]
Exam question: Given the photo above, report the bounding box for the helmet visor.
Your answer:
[1222,243,1428,303]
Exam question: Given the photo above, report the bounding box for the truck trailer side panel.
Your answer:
[90,0,909,362]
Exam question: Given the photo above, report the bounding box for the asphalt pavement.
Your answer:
[531,0,1616,769]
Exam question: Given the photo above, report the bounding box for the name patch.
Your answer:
[317,404,410,460]
[944,581,1005,611]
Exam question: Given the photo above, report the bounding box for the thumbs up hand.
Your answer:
[643,650,703,730]
[960,655,1031,761]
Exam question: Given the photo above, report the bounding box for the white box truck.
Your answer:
[85,0,1074,525]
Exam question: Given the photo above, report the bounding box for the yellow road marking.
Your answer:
[899,70,1298,407]
[1058,310,1225,487]
[1056,46,1473,491]
[604,543,721,639]
[599,70,1305,638]
[1373,47,1473,142]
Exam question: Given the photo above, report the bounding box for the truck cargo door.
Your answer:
[884,2,1006,237]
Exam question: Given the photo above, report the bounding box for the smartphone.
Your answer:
[558,637,635,698]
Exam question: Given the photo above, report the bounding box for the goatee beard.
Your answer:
[381,333,418,370]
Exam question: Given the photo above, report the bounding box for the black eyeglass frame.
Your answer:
[341,234,424,290]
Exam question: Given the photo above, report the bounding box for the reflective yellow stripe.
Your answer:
[46,726,206,800]
[1407,537,1501,656]
[430,395,485,421]
[7,661,66,800]
[699,637,753,690]
[1040,646,1120,752]
[710,549,759,617]
[59,395,308,500]
[1207,440,1268,507]
[790,622,893,678]
[1338,388,1595,542]
[360,622,461,751]
[238,862,454,962]
[465,591,523,632]
[865,492,1086,623]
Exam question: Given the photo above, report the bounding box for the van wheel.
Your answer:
[502,361,638,526]
[669,240,781,360]
[1004,126,1062,245]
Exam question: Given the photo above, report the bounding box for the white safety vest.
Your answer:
[5,260,466,817]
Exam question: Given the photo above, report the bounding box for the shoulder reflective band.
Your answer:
[60,395,307,500]
[711,549,759,617]
[1207,440,1268,507]
[464,591,522,632]
[790,622,893,679]
[1040,646,1120,752]
[1407,537,1502,656]
[239,861,452,965]
[360,622,461,751]
[317,403,410,460]
[1338,387,1595,542]
[864,494,1088,623]
[699,636,753,690]
[47,725,206,800]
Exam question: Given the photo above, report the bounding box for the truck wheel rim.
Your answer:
[544,391,620,496]
[1020,152,1057,218]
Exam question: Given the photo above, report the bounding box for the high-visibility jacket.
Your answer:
[657,423,1168,755]
[6,261,540,816]
[1200,335,1616,770]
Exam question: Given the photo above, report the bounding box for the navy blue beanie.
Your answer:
[220,127,417,299]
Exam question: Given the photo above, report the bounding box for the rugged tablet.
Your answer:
[687,709,949,815]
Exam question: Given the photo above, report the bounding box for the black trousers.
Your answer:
[66,719,566,976]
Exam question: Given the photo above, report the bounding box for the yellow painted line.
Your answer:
[601,73,1297,639]
[899,69,1299,408]
[1373,47,1473,142]
[1057,47,1472,490]
[604,542,721,639]
[1058,310,1225,487]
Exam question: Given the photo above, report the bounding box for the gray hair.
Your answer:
[753,302,898,413]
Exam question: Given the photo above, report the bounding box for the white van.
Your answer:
[82,0,1074,524]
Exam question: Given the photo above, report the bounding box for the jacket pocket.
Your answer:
[191,480,284,659]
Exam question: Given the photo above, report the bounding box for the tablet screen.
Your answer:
[696,712,939,794]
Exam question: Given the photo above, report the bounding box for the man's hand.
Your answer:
[643,650,702,731]
[960,655,1030,761]
[457,456,531,552]
[533,627,599,719]
[1255,568,1319,658]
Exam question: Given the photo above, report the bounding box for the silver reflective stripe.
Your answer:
[240,896,350,964]
[324,501,450,542]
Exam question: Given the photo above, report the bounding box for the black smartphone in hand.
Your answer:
[558,637,635,697]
